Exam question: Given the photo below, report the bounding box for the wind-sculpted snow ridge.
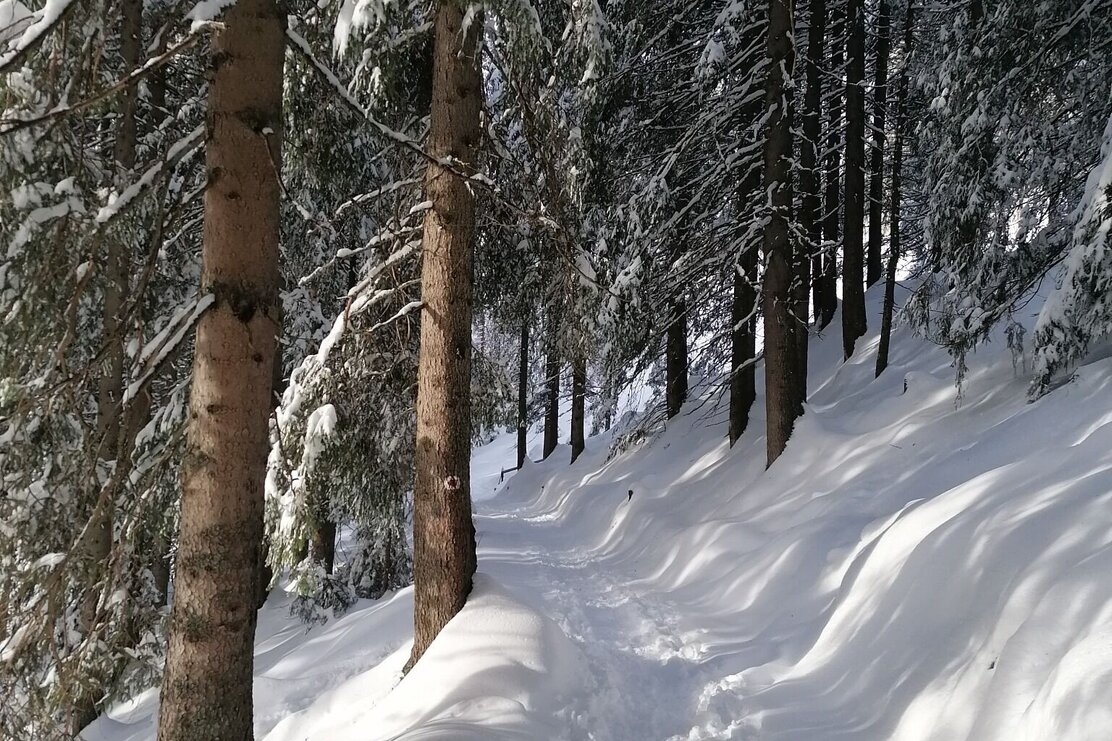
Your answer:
[86,283,1112,739]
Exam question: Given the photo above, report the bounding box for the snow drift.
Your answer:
[86,284,1112,739]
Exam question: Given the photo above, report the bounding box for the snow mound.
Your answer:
[265,573,587,740]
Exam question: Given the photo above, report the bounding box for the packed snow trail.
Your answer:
[86,285,1112,740]
[478,473,713,741]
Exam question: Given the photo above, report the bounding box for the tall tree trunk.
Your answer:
[405,0,482,672]
[542,342,559,459]
[801,0,826,371]
[794,221,810,404]
[146,35,173,613]
[876,0,913,377]
[156,2,284,738]
[729,246,758,446]
[867,0,890,286]
[570,356,586,463]
[819,1,843,328]
[841,0,867,359]
[762,0,802,467]
[516,317,529,468]
[665,298,688,419]
[71,0,141,732]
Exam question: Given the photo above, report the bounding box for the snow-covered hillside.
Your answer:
[86,285,1112,740]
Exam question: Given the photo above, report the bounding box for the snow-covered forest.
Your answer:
[1,0,1111,738]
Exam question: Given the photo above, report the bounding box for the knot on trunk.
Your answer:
[208,281,272,323]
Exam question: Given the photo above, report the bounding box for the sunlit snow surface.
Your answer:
[86,284,1112,740]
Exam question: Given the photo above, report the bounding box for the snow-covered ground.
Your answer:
[86,284,1112,740]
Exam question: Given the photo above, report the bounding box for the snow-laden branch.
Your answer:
[0,30,204,136]
[95,125,205,225]
[0,0,77,75]
[123,292,216,404]
[286,23,526,219]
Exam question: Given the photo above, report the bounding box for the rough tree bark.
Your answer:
[543,341,559,459]
[841,0,867,359]
[665,298,688,419]
[729,245,758,447]
[762,0,803,467]
[156,2,284,738]
[570,356,586,463]
[405,0,482,672]
[876,0,913,377]
[819,1,843,329]
[517,318,529,469]
[867,0,890,286]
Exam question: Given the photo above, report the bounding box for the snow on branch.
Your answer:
[1031,107,1112,395]
[95,125,205,225]
[286,26,423,149]
[123,292,216,404]
[286,23,528,221]
[0,30,204,136]
[0,0,77,75]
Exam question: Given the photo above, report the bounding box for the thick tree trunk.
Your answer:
[665,299,688,419]
[157,3,284,739]
[71,0,141,732]
[819,2,843,329]
[517,318,529,468]
[729,246,758,446]
[876,1,913,377]
[543,342,559,459]
[405,0,482,672]
[570,356,586,463]
[762,0,802,467]
[867,0,890,286]
[841,0,867,359]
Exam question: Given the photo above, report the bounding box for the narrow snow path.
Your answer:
[477,494,706,741]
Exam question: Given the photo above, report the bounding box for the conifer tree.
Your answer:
[876,0,913,378]
[801,0,827,334]
[543,342,560,459]
[407,0,483,671]
[763,0,803,466]
[841,0,867,359]
[819,0,844,329]
[157,2,285,737]
[866,0,890,287]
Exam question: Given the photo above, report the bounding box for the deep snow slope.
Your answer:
[87,284,1112,740]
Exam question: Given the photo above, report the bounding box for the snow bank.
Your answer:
[267,574,586,740]
[477,283,1112,740]
[85,575,585,741]
[87,282,1112,740]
